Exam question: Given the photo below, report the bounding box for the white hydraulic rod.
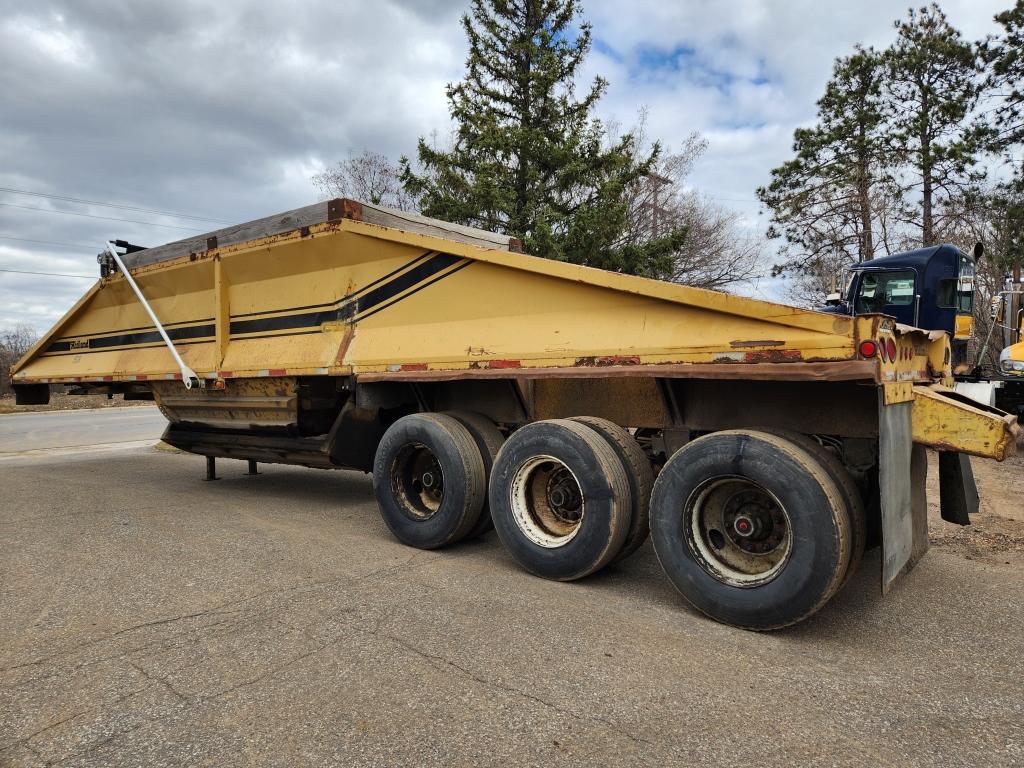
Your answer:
[105,242,202,389]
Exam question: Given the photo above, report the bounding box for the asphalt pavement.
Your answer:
[0,413,1022,767]
[0,407,166,454]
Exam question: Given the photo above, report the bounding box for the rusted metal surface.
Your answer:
[356,360,878,384]
[673,379,880,438]
[729,339,785,348]
[532,377,669,427]
[911,385,1019,460]
[152,377,298,430]
[163,423,336,470]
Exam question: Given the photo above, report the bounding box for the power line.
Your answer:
[0,267,94,279]
[0,234,96,250]
[0,186,233,224]
[0,201,205,232]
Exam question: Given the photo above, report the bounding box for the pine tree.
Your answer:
[757,47,892,272]
[887,4,986,247]
[400,0,685,277]
[984,0,1024,150]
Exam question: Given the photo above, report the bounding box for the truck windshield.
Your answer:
[841,269,856,300]
[855,270,916,313]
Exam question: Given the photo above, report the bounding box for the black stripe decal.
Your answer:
[228,252,463,336]
[343,252,462,320]
[356,261,472,321]
[230,251,436,319]
[44,251,467,354]
[47,323,215,353]
[53,317,215,342]
[41,338,213,357]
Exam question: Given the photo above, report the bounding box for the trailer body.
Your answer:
[11,200,1019,629]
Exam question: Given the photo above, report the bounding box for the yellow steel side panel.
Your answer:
[221,334,350,375]
[18,345,218,382]
[912,385,1019,460]
[15,259,217,381]
[345,257,857,372]
[61,259,214,341]
[345,220,855,337]
[219,230,405,317]
[13,221,868,385]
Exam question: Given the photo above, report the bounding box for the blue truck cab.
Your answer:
[826,244,976,365]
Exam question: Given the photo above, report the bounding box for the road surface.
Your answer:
[0,406,166,454]
[0,411,1021,767]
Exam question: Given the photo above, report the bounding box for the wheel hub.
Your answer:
[685,478,794,586]
[546,467,582,524]
[509,456,586,548]
[393,443,445,519]
[722,490,785,554]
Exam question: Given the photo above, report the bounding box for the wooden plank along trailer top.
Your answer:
[11,198,1020,630]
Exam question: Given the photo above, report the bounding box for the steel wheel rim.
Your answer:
[509,455,585,548]
[391,442,445,520]
[684,477,792,587]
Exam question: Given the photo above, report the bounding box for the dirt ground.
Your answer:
[0,393,152,414]
[927,446,1024,566]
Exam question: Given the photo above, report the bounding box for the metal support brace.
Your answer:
[204,456,218,481]
[105,242,202,389]
[247,460,259,475]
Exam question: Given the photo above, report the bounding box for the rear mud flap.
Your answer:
[879,396,929,594]
[938,452,979,526]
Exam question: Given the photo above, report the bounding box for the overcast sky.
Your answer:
[0,0,1010,333]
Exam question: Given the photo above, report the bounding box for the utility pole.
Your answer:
[642,172,672,238]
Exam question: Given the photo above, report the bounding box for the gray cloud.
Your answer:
[0,0,1009,330]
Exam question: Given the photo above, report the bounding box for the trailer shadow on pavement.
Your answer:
[1,446,1022,768]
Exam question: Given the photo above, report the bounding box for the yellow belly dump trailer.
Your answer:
[11,199,1019,629]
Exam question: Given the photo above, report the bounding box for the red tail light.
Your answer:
[886,338,898,362]
[859,340,878,358]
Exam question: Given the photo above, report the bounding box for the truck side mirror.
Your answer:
[825,292,841,306]
[972,242,984,261]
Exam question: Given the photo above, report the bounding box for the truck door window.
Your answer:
[957,256,974,313]
[937,279,956,308]
[855,271,916,313]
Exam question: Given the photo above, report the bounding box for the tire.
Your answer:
[372,413,487,550]
[758,429,867,588]
[649,430,852,630]
[489,419,632,581]
[568,416,653,563]
[444,411,505,538]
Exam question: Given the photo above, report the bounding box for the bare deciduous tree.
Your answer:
[0,324,38,396]
[617,127,761,290]
[313,150,418,211]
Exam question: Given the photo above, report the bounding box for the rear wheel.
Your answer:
[373,413,487,550]
[444,411,505,538]
[759,429,867,587]
[650,430,852,630]
[489,419,632,581]
[568,416,653,563]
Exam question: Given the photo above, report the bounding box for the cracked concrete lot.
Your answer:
[1,443,1023,767]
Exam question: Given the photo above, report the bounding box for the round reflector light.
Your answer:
[859,340,878,358]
